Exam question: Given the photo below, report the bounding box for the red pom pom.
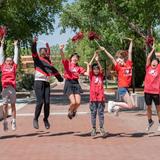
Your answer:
[0,26,7,39]
[88,31,100,41]
[72,32,84,42]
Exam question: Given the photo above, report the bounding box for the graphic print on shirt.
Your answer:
[3,65,14,73]
[123,67,132,77]
[94,76,102,84]
[149,69,158,77]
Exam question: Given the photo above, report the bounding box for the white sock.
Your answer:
[12,118,16,123]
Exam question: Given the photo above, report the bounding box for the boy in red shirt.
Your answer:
[59,45,88,119]
[0,38,19,131]
[85,51,107,137]
[100,38,135,116]
[144,44,160,131]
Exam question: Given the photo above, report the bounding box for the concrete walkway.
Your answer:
[0,83,160,160]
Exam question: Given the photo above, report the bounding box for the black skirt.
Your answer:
[64,79,83,96]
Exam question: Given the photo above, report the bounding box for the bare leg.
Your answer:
[156,105,160,121]
[11,103,16,119]
[113,92,135,109]
[68,94,76,112]
[3,104,8,120]
[74,94,81,111]
[147,105,152,120]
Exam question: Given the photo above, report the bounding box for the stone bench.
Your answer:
[115,91,158,113]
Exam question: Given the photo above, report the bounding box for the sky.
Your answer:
[37,0,75,48]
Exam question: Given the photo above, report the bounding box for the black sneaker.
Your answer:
[33,119,39,129]
[72,111,77,118]
[146,121,154,131]
[68,111,73,120]
[43,119,50,129]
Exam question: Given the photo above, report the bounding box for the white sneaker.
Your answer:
[11,120,16,131]
[3,121,8,131]
[107,101,115,113]
[113,106,120,116]
[157,124,160,132]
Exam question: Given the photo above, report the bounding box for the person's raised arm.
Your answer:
[31,37,38,57]
[0,38,5,65]
[84,51,99,76]
[59,44,65,60]
[95,54,103,71]
[13,40,19,64]
[125,38,133,61]
[46,42,50,56]
[146,44,155,67]
[100,46,116,65]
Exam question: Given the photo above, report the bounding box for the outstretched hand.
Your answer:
[14,40,18,46]
[99,46,105,51]
[124,37,132,41]
[1,37,5,45]
[33,36,38,43]
[59,44,64,51]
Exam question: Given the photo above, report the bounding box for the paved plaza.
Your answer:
[0,83,160,160]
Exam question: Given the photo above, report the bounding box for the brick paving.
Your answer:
[0,83,160,160]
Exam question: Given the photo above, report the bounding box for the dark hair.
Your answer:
[151,58,159,64]
[39,48,47,53]
[70,52,80,60]
[92,63,100,70]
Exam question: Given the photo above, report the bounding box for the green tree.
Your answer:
[0,0,64,41]
[59,0,160,87]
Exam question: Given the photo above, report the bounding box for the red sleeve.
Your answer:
[126,60,133,67]
[78,66,86,74]
[114,63,120,72]
[62,59,68,65]
[46,43,50,56]
[13,63,17,69]
[89,71,93,80]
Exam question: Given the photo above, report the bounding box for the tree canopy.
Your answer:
[0,0,63,40]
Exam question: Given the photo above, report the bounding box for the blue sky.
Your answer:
[38,0,75,48]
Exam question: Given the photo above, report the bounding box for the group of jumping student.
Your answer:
[0,35,160,137]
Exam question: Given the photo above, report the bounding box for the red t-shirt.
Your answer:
[114,60,133,88]
[62,59,85,80]
[89,71,105,102]
[144,64,160,94]
[0,63,17,89]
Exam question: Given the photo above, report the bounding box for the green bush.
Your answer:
[16,73,34,91]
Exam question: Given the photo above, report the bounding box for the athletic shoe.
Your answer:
[11,120,16,131]
[107,101,115,113]
[113,106,120,116]
[157,124,160,132]
[99,128,107,137]
[72,111,77,118]
[3,121,8,131]
[43,119,50,129]
[33,119,39,129]
[146,121,154,131]
[68,111,73,120]
[91,128,96,137]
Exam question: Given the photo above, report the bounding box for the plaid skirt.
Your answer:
[64,79,83,96]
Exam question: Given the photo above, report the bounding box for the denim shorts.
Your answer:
[118,87,129,97]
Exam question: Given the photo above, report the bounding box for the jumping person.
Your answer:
[100,38,135,116]
[144,44,160,131]
[85,51,107,137]
[32,37,63,129]
[0,38,19,131]
[59,45,88,119]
